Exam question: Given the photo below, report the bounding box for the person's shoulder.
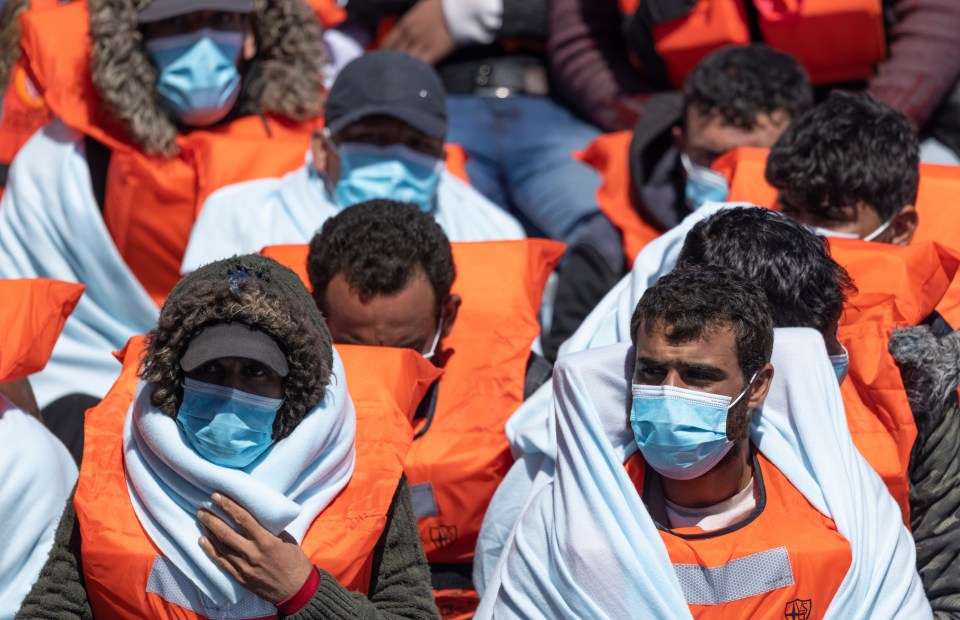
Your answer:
[8,119,85,185]
[436,171,526,241]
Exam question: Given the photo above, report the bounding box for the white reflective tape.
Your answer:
[673,547,795,605]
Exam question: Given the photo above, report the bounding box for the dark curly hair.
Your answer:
[139,255,333,441]
[307,200,456,311]
[684,45,812,130]
[678,207,856,333]
[631,264,774,381]
[766,91,920,222]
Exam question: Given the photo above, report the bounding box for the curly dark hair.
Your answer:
[631,265,774,381]
[307,200,456,311]
[678,207,856,333]
[139,255,333,441]
[683,45,812,130]
[766,91,920,222]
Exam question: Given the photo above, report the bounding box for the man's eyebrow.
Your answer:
[680,362,726,375]
[636,357,666,367]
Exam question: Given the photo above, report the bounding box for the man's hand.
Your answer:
[381,0,456,65]
[198,493,314,604]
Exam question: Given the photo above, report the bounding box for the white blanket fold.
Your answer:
[123,350,356,607]
[476,330,930,619]
[0,121,158,407]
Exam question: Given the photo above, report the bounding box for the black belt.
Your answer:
[438,56,550,97]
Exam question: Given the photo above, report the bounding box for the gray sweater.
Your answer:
[889,326,960,619]
[16,478,440,620]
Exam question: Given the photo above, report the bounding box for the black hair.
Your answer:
[307,200,456,310]
[766,91,920,222]
[631,265,774,380]
[678,207,856,332]
[683,45,813,130]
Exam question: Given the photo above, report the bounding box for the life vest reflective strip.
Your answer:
[621,0,885,89]
[718,147,960,326]
[19,2,320,307]
[75,336,436,619]
[261,240,564,561]
[577,131,661,268]
[0,279,84,383]
[625,450,851,618]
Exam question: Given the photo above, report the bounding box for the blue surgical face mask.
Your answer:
[830,347,849,385]
[176,377,282,468]
[630,375,755,480]
[145,28,244,127]
[333,141,443,213]
[680,152,730,211]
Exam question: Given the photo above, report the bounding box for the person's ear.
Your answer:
[746,363,774,410]
[440,294,461,339]
[310,130,327,173]
[671,125,686,153]
[888,204,918,246]
[242,21,257,61]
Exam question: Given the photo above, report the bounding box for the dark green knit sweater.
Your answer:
[16,478,440,620]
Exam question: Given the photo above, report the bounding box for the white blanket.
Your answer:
[477,332,930,619]
[123,349,356,609]
[0,121,159,407]
[0,395,78,619]
[474,201,732,591]
[181,158,526,273]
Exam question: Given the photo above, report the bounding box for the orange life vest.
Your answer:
[577,131,662,268]
[619,0,886,89]
[261,240,564,616]
[0,278,84,383]
[75,336,438,619]
[307,0,347,27]
[828,239,960,525]
[718,146,960,327]
[625,449,851,619]
[18,2,320,307]
[0,0,63,199]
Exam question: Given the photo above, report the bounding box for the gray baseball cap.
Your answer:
[180,323,289,377]
[325,51,447,139]
[137,0,255,24]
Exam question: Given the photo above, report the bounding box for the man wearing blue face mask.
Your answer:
[181,50,525,273]
[544,46,813,361]
[476,266,931,618]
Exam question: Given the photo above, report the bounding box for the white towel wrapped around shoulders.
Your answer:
[123,349,357,609]
[477,330,930,619]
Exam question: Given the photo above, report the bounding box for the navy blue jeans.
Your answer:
[446,95,602,243]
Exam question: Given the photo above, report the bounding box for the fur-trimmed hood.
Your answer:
[0,0,32,93]
[88,0,324,156]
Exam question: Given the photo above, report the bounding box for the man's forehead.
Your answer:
[636,319,738,357]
